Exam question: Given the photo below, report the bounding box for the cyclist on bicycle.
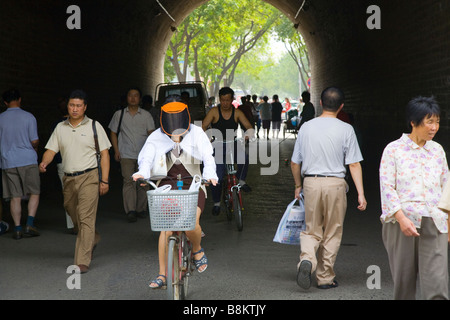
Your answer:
[132,95,218,289]
[202,87,255,216]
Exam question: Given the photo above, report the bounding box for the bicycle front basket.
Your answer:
[147,189,199,231]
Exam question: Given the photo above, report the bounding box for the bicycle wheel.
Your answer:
[179,234,191,300]
[167,238,182,300]
[223,179,233,221]
[232,188,243,231]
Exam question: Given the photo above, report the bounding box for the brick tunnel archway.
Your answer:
[1,0,450,181]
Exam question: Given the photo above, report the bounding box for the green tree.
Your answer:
[166,0,280,97]
[273,17,310,92]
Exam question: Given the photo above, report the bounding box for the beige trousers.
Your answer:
[299,176,348,286]
[382,217,448,300]
[63,169,99,267]
[120,158,148,214]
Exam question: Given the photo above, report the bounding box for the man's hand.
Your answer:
[99,181,109,196]
[39,162,49,173]
[357,194,367,211]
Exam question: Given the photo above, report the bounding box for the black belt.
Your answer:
[304,174,336,178]
[64,167,97,177]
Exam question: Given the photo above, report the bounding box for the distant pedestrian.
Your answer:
[298,91,315,129]
[258,96,271,139]
[271,94,283,139]
[380,96,448,300]
[0,89,41,240]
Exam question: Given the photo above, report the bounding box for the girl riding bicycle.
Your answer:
[132,95,218,289]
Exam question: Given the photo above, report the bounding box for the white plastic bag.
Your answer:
[273,195,306,245]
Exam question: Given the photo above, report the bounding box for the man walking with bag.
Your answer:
[291,87,367,289]
[39,90,111,273]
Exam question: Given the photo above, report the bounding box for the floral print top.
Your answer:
[379,134,449,233]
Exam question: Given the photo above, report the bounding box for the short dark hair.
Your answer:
[2,88,21,103]
[321,87,345,111]
[127,87,142,97]
[219,87,234,98]
[301,91,310,103]
[69,89,88,104]
[406,96,440,130]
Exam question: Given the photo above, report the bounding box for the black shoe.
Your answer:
[12,230,23,240]
[24,225,40,237]
[297,260,312,289]
[212,206,221,216]
[136,211,147,219]
[127,211,137,222]
[241,184,252,192]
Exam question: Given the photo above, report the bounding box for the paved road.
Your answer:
[1,135,395,300]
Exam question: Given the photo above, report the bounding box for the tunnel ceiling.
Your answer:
[1,0,450,177]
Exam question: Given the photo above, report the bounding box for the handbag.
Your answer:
[273,194,306,245]
[92,120,102,181]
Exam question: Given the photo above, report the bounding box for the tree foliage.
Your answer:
[164,0,310,98]
[165,0,281,97]
[272,18,310,92]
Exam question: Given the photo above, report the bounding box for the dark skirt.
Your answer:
[159,163,206,212]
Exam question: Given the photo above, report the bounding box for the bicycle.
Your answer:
[140,175,205,300]
[221,139,244,232]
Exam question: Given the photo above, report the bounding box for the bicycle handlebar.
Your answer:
[137,175,210,189]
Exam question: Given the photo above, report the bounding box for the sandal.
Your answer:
[149,274,166,289]
[193,248,208,273]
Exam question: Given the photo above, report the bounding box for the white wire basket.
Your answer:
[147,189,199,231]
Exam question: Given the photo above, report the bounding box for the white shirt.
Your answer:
[291,117,363,178]
[108,107,155,159]
[135,124,218,182]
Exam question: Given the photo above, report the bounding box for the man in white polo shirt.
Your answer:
[291,87,367,290]
[40,89,111,273]
[109,87,155,222]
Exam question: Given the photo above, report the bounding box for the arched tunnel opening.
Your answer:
[1,0,450,193]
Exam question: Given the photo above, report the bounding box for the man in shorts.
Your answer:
[0,89,41,240]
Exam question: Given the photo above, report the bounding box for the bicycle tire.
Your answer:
[223,180,233,221]
[180,234,191,300]
[167,238,181,300]
[232,188,243,231]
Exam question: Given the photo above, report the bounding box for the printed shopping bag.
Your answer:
[273,195,306,245]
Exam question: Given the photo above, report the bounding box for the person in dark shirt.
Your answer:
[299,91,315,129]
[271,95,283,139]
[202,87,255,216]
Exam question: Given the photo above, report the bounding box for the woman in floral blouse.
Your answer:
[379,96,448,300]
